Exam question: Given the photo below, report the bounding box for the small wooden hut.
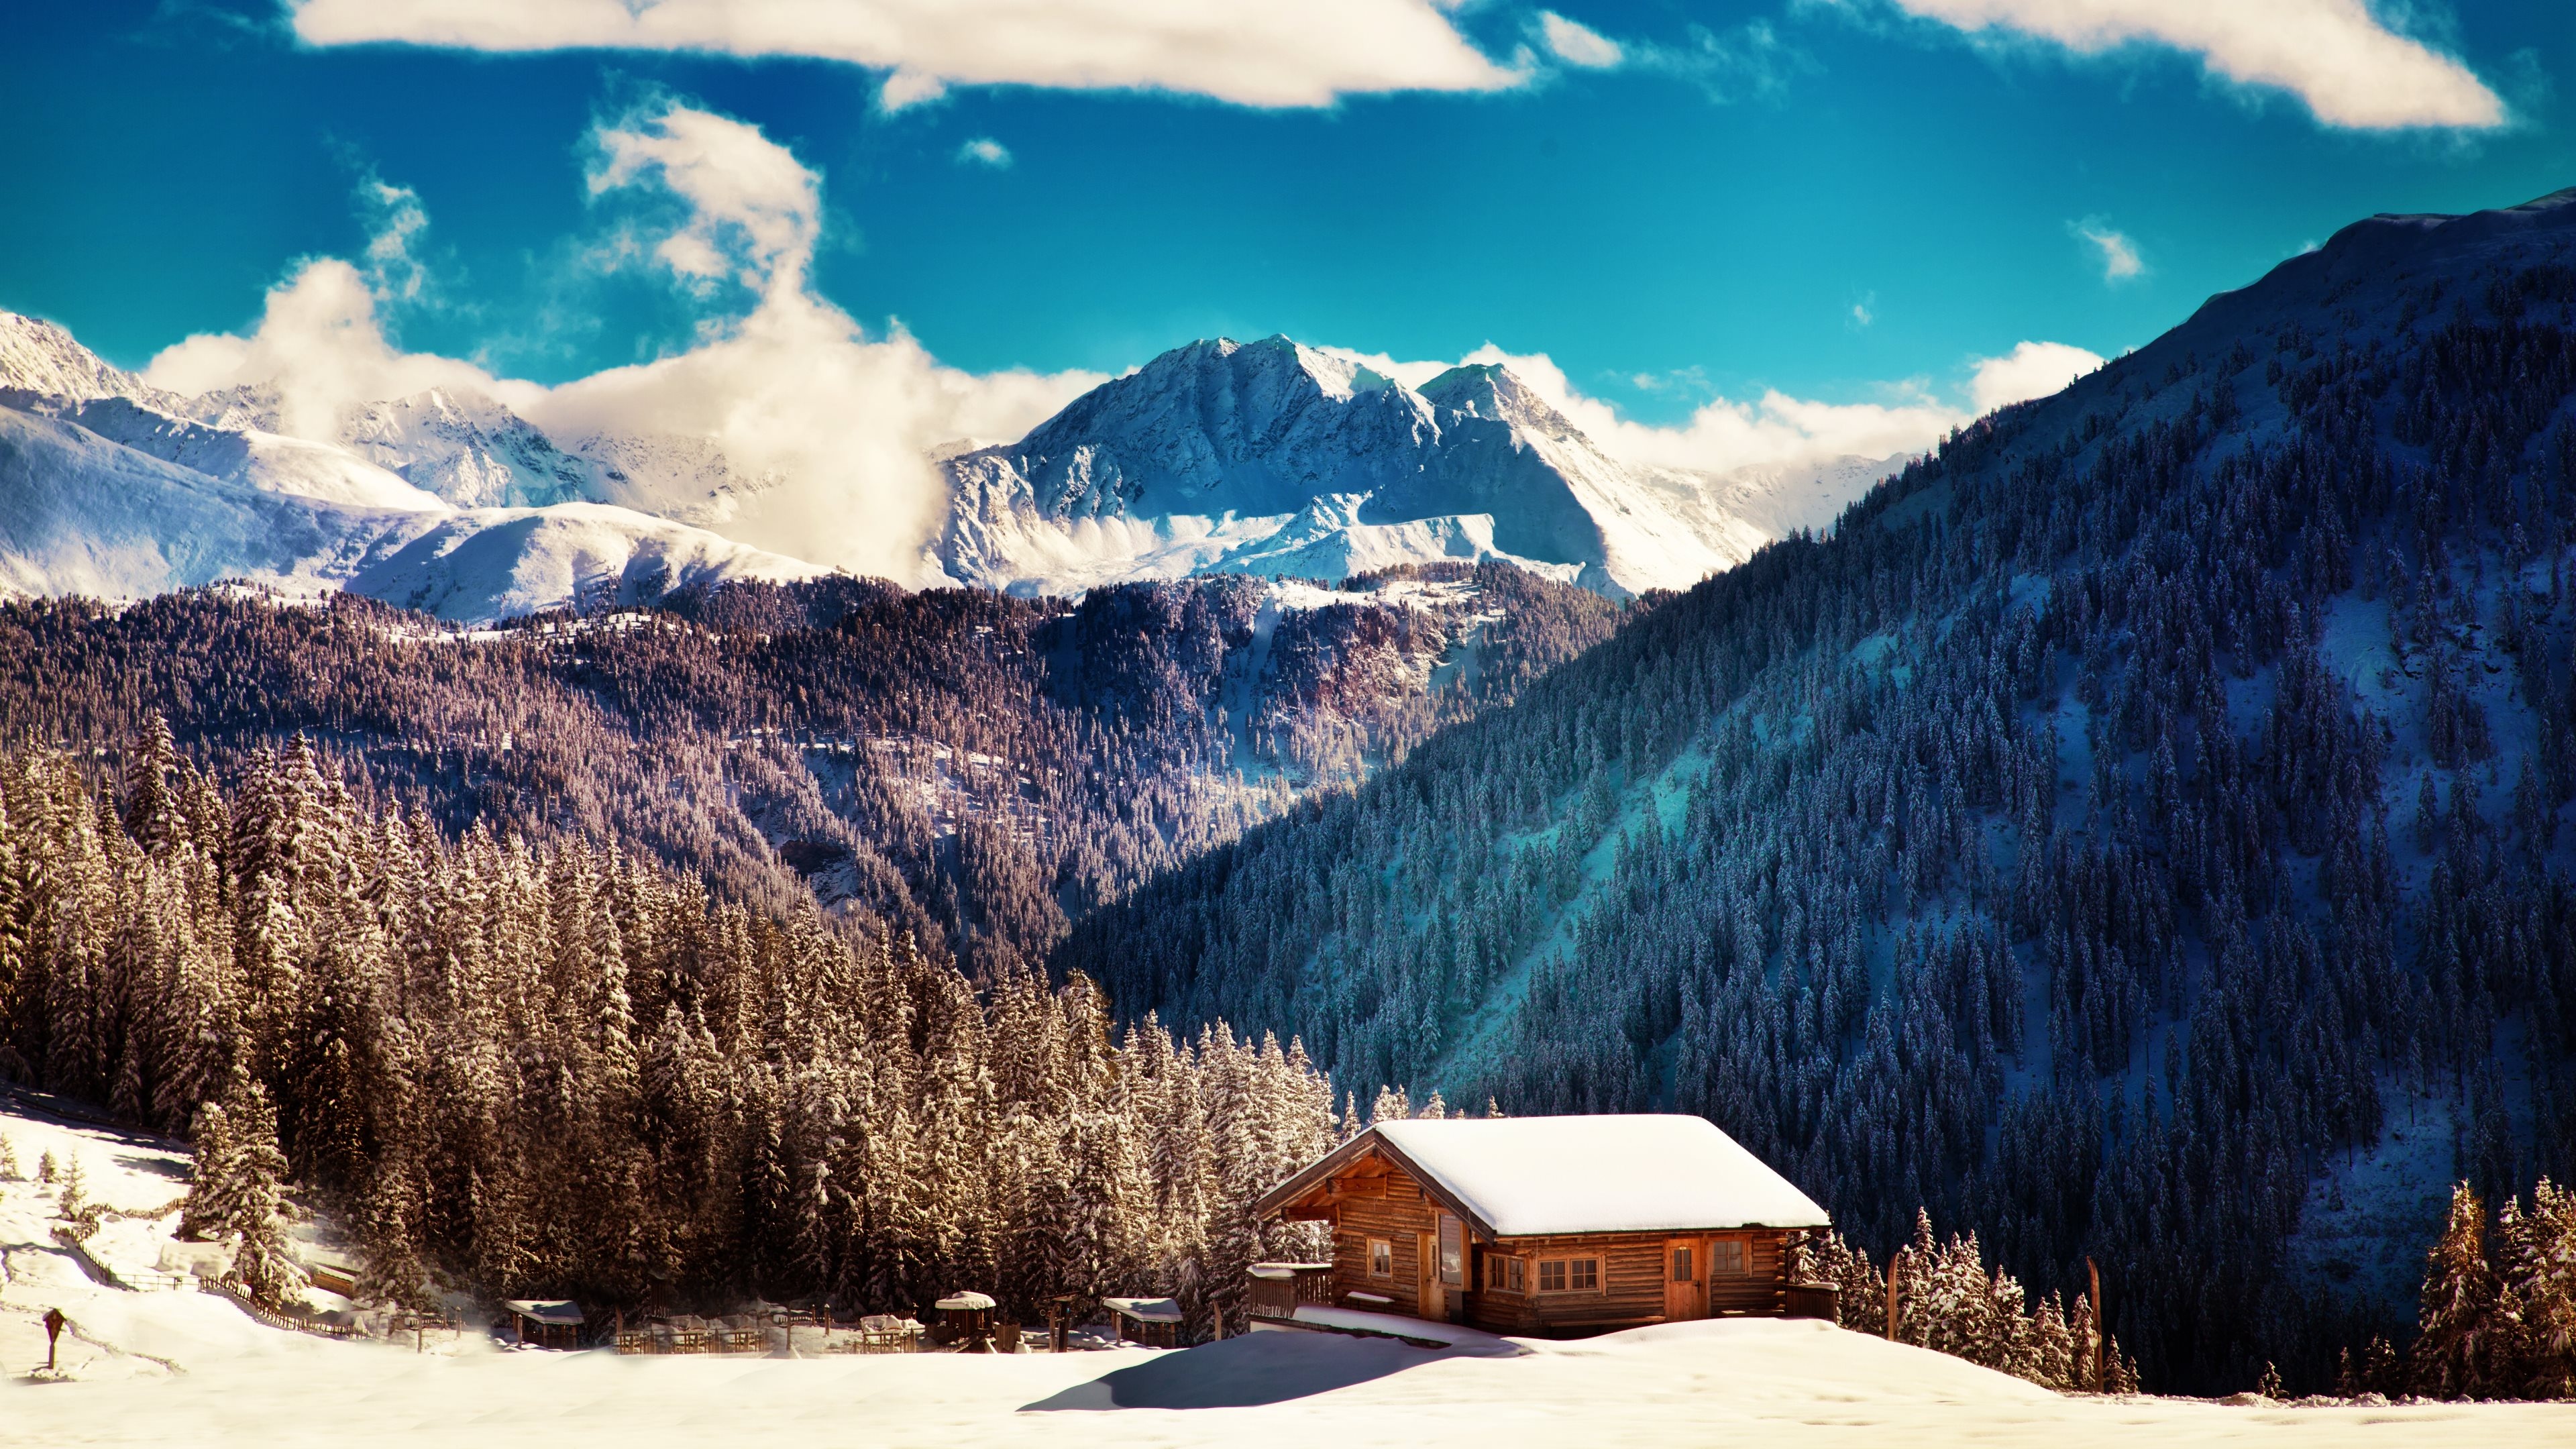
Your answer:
[1102,1296,1185,1348]
[502,1299,588,1349]
[1252,1114,1833,1338]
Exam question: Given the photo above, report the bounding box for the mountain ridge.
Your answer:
[1057,185,2576,1391]
[934,333,1865,598]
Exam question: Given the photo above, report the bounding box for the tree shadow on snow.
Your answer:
[1023,1330,1507,1411]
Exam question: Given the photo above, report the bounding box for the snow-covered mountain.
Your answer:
[12,394,447,511]
[0,311,182,411]
[0,316,825,621]
[934,335,1887,598]
[333,387,596,509]
[0,308,1892,614]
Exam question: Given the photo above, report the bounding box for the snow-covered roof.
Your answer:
[500,1300,584,1325]
[1266,1115,1829,1237]
[1103,1297,1184,1324]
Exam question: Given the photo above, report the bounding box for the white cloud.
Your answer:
[1885,0,2503,130]
[590,104,823,299]
[1540,12,1625,69]
[1326,336,2102,476]
[284,0,1521,110]
[1968,339,2105,414]
[145,99,1105,582]
[357,176,431,305]
[2074,221,2144,281]
[956,138,1013,169]
[145,258,539,443]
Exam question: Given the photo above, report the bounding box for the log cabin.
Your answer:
[1252,1114,1835,1338]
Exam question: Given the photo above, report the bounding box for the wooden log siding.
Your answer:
[1326,1173,1442,1317]
[1460,1232,1789,1336]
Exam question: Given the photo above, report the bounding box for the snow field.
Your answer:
[2,1313,2569,1447]
[0,1095,2562,1449]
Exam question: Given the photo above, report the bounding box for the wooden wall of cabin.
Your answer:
[1461,1229,1794,1337]
[1322,1173,1441,1317]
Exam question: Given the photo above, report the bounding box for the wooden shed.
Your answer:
[1252,1114,1834,1339]
[1102,1296,1185,1348]
[501,1299,588,1349]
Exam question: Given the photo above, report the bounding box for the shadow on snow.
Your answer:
[1022,1329,1520,1411]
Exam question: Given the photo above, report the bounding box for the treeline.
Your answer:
[1801,1212,2141,1394]
[1062,226,2576,1390]
[0,563,1615,982]
[2346,1179,2576,1399]
[0,727,1332,1334]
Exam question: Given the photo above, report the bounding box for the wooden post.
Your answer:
[1884,1258,1899,1343]
[2086,1256,2104,1392]
[44,1307,65,1372]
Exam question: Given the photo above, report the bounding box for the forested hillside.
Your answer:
[0,733,1335,1334]
[1063,192,2576,1390]
[0,563,1617,979]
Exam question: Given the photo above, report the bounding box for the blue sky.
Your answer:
[5,0,2573,458]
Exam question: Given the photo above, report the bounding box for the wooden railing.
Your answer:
[203,1279,365,1339]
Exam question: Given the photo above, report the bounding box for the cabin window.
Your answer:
[1670,1245,1695,1283]
[1368,1238,1394,1279]
[1536,1257,1601,1293]
[1711,1239,1747,1276]
[1438,1215,1465,1287]
[1484,1255,1525,1293]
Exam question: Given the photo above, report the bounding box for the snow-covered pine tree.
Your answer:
[354,1152,432,1312]
[2495,1177,2576,1399]
[178,1096,235,1243]
[2032,1294,2075,1389]
[186,1067,294,1307]
[122,713,184,858]
[2068,1289,2099,1391]
[2414,1181,2499,1400]
[1370,1085,1411,1124]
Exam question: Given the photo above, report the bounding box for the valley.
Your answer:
[0,178,2573,1405]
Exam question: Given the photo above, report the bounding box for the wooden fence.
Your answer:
[203,1279,365,1340]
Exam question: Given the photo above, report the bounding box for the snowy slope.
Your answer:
[936,336,1788,599]
[1701,451,1907,539]
[1208,493,1583,584]
[0,404,396,601]
[334,388,598,510]
[0,311,178,409]
[19,396,446,512]
[0,314,823,621]
[0,396,818,621]
[347,501,830,621]
[2,1277,2563,1449]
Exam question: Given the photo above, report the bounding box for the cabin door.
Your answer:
[1417,1231,1444,1320]
[1665,1238,1707,1321]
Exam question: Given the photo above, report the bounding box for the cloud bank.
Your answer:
[145,101,1106,581]
[1328,335,2105,478]
[283,0,1520,110]
[1885,0,2504,131]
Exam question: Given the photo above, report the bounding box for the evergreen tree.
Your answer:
[2414,1182,2500,1399]
[184,1067,295,1307]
